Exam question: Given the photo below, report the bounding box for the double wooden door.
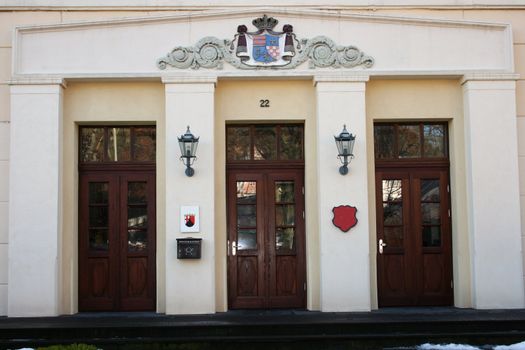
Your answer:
[376,168,452,306]
[227,168,306,309]
[79,172,156,311]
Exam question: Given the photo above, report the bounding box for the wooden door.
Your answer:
[376,168,452,306]
[227,168,305,309]
[79,172,156,311]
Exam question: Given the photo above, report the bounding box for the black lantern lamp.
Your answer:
[178,126,199,177]
[334,124,356,175]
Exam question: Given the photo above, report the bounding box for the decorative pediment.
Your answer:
[11,9,513,77]
[156,15,374,70]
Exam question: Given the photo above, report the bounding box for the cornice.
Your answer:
[2,1,525,10]
[12,7,511,34]
[461,73,521,85]
[8,78,67,89]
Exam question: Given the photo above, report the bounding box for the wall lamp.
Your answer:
[178,126,199,177]
[334,124,356,175]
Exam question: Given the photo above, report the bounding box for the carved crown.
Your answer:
[252,15,278,31]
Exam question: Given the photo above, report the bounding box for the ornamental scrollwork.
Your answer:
[156,16,374,70]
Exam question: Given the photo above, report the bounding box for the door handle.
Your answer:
[378,238,387,254]
[232,241,237,256]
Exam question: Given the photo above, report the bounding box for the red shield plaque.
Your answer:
[332,205,358,232]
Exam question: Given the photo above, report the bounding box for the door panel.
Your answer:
[228,169,305,309]
[376,168,452,307]
[79,172,156,311]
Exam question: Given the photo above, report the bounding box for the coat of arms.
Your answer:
[234,15,296,67]
[332,205,358,232]
[157,15,375,70]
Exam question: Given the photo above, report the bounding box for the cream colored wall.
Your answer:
[1,7,525,315]
[214,79,318,311]
[366,79,468,308]
[62,82,165,314]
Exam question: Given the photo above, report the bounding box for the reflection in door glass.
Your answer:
[254,126,277,160]
[276,228,295,251]
[275,182,294,202]
[398,125,421,158]
[238,229,257,250]
[128,207,148,228]
[128,229,147,252]
[423,124,445,157]
[89,183,108,204]
[237,205,256,226]
[383,227,403,248]
[237,181,257,250]
[383,203,402,225]
[128,182,147,204]
[382,180,402,201]
[108,128,131,161]
[80,128,105,162]
[89,229,109,251]
[237,181,256,203]
[422,226,441,247]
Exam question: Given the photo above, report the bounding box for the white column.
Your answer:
[315,73,371,312]
[8,79,65,316]
[462,73,525,309]
[163,76,216,314]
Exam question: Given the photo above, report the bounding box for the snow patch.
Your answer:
[417,344,481,350]
[494,341,525,350]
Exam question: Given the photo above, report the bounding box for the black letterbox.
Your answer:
[177,238,202,259]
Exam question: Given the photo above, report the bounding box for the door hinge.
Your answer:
[304,282,307,291]
[302,186,305,195]
[447,185,450,193]
[303,211,305,219]
[448,209,451,217]
[451,280,454,289]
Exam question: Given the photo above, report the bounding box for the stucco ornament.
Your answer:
[156,15,374,70]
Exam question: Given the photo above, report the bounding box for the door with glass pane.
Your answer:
[79,173,156,311]
[376,169,452,306]
[78,125,156,311]
[227,169,305,309]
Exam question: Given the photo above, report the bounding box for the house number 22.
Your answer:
[259,99,270,108]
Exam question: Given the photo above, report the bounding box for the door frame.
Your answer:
[226,164,306,309]
[373,121,453,307]
[77,125,157,312]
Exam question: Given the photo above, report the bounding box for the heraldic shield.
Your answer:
[332,205,358,232]
[253,34,280,63]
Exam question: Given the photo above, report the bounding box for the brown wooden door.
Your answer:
[79,172,156,311]
[227,168,306,309]
[376,168,452,306]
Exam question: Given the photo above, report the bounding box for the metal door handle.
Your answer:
[379,238,387,254]
[232,241,237,256]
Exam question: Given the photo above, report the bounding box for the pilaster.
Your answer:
[163,75,217,314]
[462,73,525,308]
[314,73,371,312]
[7,79,65,316]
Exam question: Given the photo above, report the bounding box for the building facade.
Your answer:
[1,1,525,316]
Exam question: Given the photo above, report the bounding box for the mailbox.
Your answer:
[177,238,202,259]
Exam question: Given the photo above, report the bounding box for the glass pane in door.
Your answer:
[382,179,404,250]
[236,181,257,250]
[275,181,296,252]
